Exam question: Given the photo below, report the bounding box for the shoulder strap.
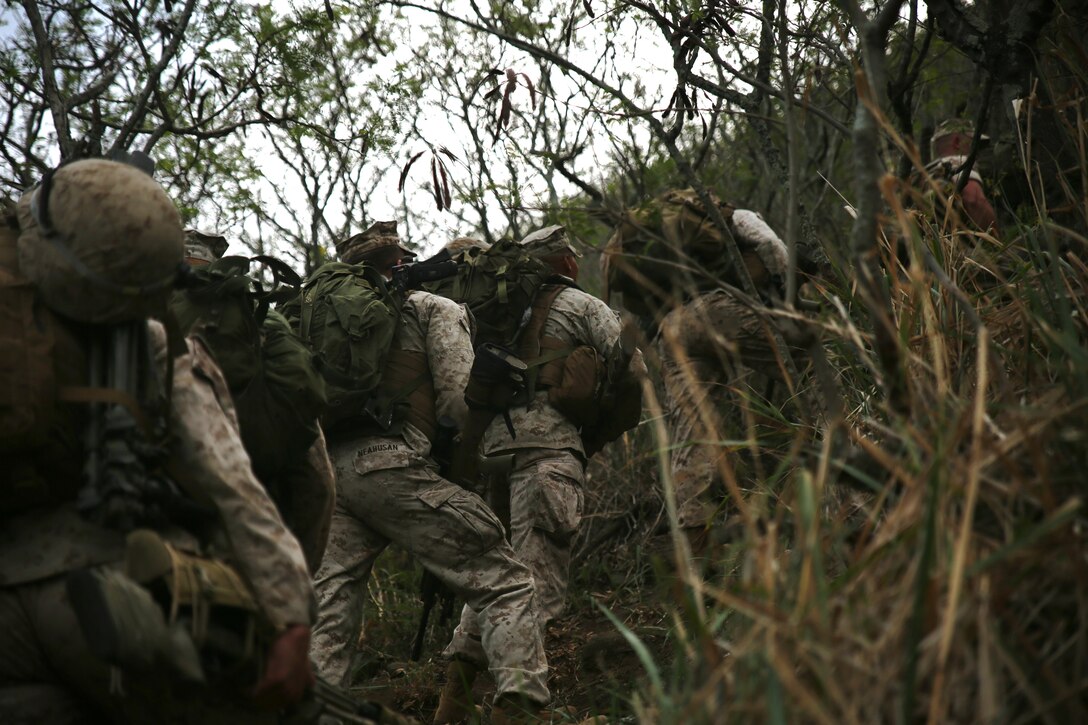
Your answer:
[517,283,567,361]
[298,268,336,342]
[517,283,573,398]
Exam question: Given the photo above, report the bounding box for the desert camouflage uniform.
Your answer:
[0,322,315,723]
[444,286,644,670]
[310,291,549,704]
[655,209,803,529]
[915,119,1000,238]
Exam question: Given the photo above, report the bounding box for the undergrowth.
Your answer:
[353,24,1088,725]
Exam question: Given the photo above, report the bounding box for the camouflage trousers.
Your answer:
[0,570,273,725]
[310,438,550,704]
[658,290,808,529]
[445,449,584,666]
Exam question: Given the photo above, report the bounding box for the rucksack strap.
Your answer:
[58,386,153,436]
[375,347,435,440]
[530,337,573,389]
[517,283,572,399]
[252,255,302,289]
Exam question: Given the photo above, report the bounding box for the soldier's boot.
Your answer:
[491,695,577,724]
[432,659,481,724]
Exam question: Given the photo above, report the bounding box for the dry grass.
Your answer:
[575,42,1088,725]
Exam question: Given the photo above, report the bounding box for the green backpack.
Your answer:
[291,262,401,429]
[169,256,327,481]
[603,188,774,318]
[420,238,555,346]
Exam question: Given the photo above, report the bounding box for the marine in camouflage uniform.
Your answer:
[618,205,806,539]
[182,230,336,573]
[920,119,1000,238]
[308,223,550,710]
[437,226,645,724]
[0,161,315,722]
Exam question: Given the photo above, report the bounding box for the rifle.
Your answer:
[390,256,459,295]
[583,317,642,458]
[479,452,516,534]
[603,317,639,404]
[409,415,458,661]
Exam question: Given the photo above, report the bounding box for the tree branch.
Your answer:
[21,0,74,159]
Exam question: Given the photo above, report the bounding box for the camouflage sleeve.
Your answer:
[420,294,474,428]
[579,293,647,383]
[169,335,316,630]
[732,208,788,278]
[577,292,624,362]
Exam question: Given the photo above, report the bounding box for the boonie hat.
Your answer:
[184,229,229,264]
[931,118,990,157]
[336,220,414,264]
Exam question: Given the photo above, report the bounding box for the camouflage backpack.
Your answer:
[290,262,401,429]
[170,256,327,481]
[4,160,187,517]
[1,199,63,504]
[419,238,556,347]
[603,188,777,318]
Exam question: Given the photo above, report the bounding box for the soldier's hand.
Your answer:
[251,623,315,709]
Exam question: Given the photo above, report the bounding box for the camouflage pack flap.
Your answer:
[1,224,56,456]
[604,188,748,317]
[422,238,554,346]
[3,207,92,514]
[295,262,400,423]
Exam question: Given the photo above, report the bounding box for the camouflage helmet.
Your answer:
[444,236,491,256]
[335,220,413,264]
[184,228,229,265]
[16,159,184,324]
[519,225,582,258]
[931,118,989,158]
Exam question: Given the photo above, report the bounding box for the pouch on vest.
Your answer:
[123,529,267,683]
[66,529,268,686]
[542,344,605,428]
[521,287,642,454]
[517,285,603,430]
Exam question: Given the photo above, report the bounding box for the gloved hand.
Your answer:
[251,623,315,709]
